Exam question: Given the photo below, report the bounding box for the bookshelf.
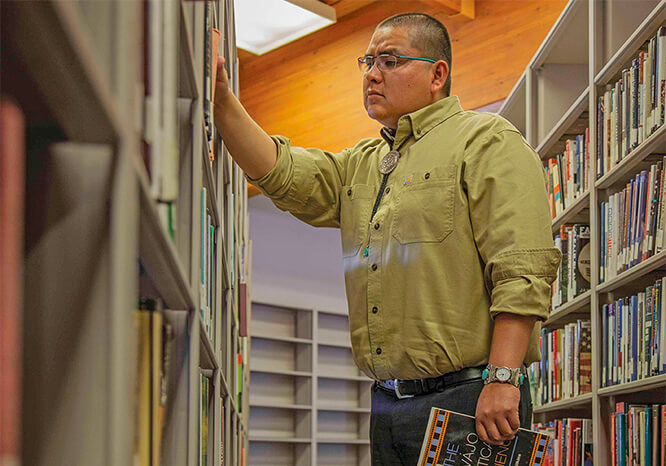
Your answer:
[499,0,666,462]
[249,302,372,466]
[2,0,250,465]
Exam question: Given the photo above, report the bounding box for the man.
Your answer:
[214,13,560,464]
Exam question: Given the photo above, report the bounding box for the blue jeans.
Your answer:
[369,375,533,465]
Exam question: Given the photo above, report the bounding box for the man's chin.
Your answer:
[366,106,387,124]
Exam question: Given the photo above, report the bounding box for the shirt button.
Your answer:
[372,306,378,314]
[374,223,380,230]
[371,263,378,271]
[376,348,382,355]
[385,187,390,194]
[425,172,430,180]
[347,189,352,196]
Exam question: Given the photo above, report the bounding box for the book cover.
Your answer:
[417,408,550,466]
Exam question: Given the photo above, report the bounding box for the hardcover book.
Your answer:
[418,408,551,466]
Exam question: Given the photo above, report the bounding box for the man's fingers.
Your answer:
[483,420,505,445]
[496,417,518,439]
[508,409,521,431]
[475,420,491,445]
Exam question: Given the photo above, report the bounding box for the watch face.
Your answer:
[496,368,511,381]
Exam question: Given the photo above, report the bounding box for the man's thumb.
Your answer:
[216,56,226,81]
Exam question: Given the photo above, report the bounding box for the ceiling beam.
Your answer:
[433,0,475,21]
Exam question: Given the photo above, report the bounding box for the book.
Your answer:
[417,408,550,466]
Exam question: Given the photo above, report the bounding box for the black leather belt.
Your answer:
[376,366,485,399]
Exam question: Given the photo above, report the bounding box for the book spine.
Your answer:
[585,127,590,191]
[0,97,25,466]
[654,160,666,253]
[598,95,604,177]
[603,304,609,387]
[632,58,639,150]
[657,26,666,126]
[639,51,646,145]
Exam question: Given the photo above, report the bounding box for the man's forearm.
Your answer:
[488,313,536,368]
[213,91,277,180]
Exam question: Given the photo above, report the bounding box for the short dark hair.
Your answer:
[377,13,452,96]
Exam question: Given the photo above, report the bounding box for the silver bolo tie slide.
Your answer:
[378,150,400,175]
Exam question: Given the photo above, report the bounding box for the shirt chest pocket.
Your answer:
[391,167,456,245]
[340,184,374,258]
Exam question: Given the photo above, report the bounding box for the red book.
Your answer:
[567,419,582,466]
[0,97,25,465]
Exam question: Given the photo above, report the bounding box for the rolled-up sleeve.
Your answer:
[246,135,349,228]
[463,129,561,321]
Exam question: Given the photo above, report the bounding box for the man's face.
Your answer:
[362,26,436,129]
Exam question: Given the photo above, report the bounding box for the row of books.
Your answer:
[552,224,591,309]
[533,418,593,466]
[546,131,590,219]
[601,278,666,388]
[200,373,211,466]
[201,187,218,342]
[597,26,666,179]
[612,402,665,466]
[600,158,666,284]
[134,299,173,466]
[532,320,592,406]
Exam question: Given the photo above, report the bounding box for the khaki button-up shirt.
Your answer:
[248,95,561,381]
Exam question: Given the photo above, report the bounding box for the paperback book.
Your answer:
[418,408,551,466]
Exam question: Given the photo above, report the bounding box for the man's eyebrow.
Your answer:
[362,48,401,57]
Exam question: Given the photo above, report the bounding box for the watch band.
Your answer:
[482,363,525,387]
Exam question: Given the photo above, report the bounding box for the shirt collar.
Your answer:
[389,95,463,148]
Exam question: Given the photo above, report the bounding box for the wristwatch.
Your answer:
[482,363,524,388]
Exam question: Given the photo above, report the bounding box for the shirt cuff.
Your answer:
[244,135,294,199]
[487,247,562,320]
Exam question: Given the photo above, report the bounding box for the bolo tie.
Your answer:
[362,127,406,258]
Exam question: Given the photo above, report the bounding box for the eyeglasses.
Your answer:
[357,54,437,73]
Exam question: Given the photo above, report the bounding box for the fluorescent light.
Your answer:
[234,0,336,55]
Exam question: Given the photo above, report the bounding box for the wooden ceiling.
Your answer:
[239,0,568,180]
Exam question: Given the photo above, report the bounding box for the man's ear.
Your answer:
[431,60,449,95]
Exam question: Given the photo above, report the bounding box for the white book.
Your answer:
[148,0,163,200]
[646,44,653,133]
[604,88,611,174]
[160,0,179,202]
[610,89,617,167]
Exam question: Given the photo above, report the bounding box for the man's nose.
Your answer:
[365,62,382,82]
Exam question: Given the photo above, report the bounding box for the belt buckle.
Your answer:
[393,379,414,399]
